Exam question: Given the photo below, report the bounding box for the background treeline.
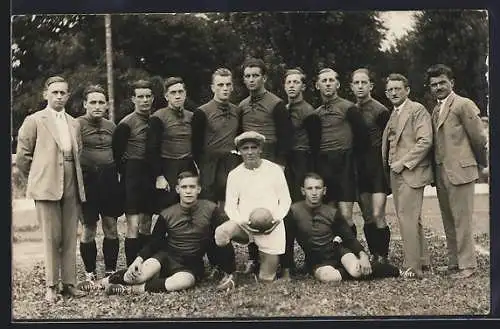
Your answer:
[11,10,489,150]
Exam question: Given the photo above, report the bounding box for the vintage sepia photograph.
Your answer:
[11,10,490,320]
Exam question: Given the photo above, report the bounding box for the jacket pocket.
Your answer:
[460,158,477,167]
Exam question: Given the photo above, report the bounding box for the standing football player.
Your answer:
[350,68,392,263]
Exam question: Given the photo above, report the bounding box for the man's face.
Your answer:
[316,71,340,98]
[429,74,454,100]
[132,88,153,114]
[350,72,373,100]
[284,73,305,99]
[166,83,187,110]
[385,80,410,107]
[301,177,326,207]
[84,92,107,119]
[44,82,69,111]
[176,176,201,206]
[243,66,266,92]
[212,75,233,102]
[239,141,262,169]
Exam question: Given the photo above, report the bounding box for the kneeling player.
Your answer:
[215,131,292,282]
[281,172,399,282]
[102,171,237,294]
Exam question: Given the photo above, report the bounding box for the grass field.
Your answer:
[11,195,491,320]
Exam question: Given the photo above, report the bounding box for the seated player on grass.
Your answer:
[280,172,400,282]
[101,171,237,294]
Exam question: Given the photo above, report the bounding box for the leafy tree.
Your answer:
[386,10,488,114]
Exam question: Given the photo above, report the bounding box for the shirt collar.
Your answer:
[250,90,267,103]
[438,91,454,106]
[48,106,66,118]
[394,98,409,112]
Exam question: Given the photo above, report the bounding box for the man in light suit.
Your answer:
[426,64,488,279]
[382,73,433,279]
[16,76,87,302]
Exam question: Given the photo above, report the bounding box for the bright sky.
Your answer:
[379,11,419,51]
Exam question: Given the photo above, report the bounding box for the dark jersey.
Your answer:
[78,114,115,168]
[357,97,390,147]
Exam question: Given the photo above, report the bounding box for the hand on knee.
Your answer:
[341,253,362,278]
[315,266,342,283]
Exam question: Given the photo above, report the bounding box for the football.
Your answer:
[248,207,275,233]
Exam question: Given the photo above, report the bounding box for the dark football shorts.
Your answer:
[199,152,241,202]
[152,250,204,280]
[121,159,153,215]
[356,146,390,194]
[316,149,356,202]
[285,150,314,203]
[310,245,354,272]
[81,163,123,224]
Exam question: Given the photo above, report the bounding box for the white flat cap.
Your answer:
[234,131,266,149]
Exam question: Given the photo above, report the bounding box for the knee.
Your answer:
[81,224,97,242]
[214,225,231,247]
[126,215,139,237]
[101,217,118,239]
[314,266,342,283]
[164,271,196,291]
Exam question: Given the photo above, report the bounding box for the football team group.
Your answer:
[15,58,488,303]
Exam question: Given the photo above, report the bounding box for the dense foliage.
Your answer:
[11,11,489,150]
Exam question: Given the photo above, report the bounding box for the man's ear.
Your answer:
[300,186,306,196]
[323,187,327,196]
[175,184,180,194]
[43,90,48,100]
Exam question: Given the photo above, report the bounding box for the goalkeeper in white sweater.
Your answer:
[215,131,291,282]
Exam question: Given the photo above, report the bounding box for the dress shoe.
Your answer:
[45,286,59,303]
[450,268,475,279]
[61,284,86,298]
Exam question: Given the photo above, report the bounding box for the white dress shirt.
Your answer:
[49,107,72,153]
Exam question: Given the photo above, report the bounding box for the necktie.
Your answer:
[437,100,445,122]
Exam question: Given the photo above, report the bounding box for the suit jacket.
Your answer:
[382,99,433,188]
[15,108,86,202]
[431,92,488,185]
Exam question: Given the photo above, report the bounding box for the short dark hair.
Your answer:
[212,68,233,83]
[44,76,67,90]
[386,73,409,88]
[316,68,338,80]
[302,172,324,186]
[164,77,185,93]
[284,67,306,84]
[131,80,152,96]
[177,171,200,184]
[83,85,107,101]
[351,68,373,82]
[426,64,454,82]
[242,58,267,76]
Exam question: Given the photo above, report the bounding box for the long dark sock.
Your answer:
[103,238,119,272]
[248,242,259,262]
[378,226,391,258]
[145,278,167,293]
[350,224,358,238]
[125,238,140,266]
[79,240,97,273]
[363,222,378,257]
[138,233,150,252]
[108,269,128,284]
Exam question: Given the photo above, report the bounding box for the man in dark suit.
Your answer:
[16,76,87,302]
[382,73,433,279]
[426,64,488,279]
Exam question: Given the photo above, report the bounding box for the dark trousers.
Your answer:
[285,150,314,202]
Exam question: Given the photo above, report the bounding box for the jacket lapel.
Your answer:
[40,109,63,149]
[437,93,455,129]
[394,100,411,143]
